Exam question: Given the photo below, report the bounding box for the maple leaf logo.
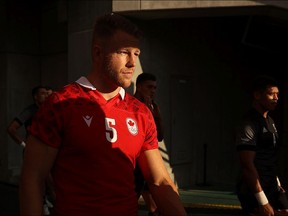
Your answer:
[126,118,138,135]
[128,120,134,126]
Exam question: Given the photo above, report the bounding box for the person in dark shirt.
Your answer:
[236,75,288,216]
[134,73,164,141]
[134,73,164,216]
[7,85,48,148]
[7,85,54,215]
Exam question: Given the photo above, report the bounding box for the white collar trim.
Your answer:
[76,76,96,90]
[118,87,125,100]
[75,76,125,100]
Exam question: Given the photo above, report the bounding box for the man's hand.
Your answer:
[255,203,274,216]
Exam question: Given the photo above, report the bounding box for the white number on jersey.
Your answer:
[105,118,117,143]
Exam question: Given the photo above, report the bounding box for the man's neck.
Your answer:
[252,103,268,118]
[101,88,121,101]
[87,74,121,101]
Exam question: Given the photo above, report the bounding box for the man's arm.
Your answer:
[19,135,58,215]
[7,120,26,147]
[238,150,274,215]
[138,149,187,216]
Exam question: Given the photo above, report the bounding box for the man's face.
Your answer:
[138,80,157,100]
[258,86,279,111]
[102,30,140,89]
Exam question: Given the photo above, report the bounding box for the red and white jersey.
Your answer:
[28,77,158,216]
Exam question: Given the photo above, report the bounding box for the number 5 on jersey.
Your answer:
[105,118,117,143]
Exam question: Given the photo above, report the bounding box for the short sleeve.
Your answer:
[141,109,159,152]
[15,104,37,126]
[28,93,63,148]
[236,120,257,151]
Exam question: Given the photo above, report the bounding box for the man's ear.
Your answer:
[92,45,101,60]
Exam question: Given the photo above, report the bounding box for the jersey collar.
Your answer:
[76,76,125,100]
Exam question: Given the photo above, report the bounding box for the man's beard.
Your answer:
[104,57,132,89]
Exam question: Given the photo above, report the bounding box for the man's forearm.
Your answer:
[242,166,262,193]
[149,182,187,216]
[7,130,25,146]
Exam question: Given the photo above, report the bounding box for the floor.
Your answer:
[0,182,242,216]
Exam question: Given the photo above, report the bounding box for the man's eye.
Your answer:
[118,51,128,55]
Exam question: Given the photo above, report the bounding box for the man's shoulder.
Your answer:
[125,93,151,114]
[14,103,38,125]
[58,82,80,93]
[52,82,83,99]
[17,103,38,116]
[123,93,152,115]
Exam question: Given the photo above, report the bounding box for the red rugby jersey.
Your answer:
[28,77,158,216]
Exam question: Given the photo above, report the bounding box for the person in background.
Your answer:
[19,13,187,216]
[7,85,53,215]
[7,85,48,148]
[134,72,164,216]
[236,75,288,216]
[134,73,164,141]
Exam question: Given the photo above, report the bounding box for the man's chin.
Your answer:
[121,81,132,89]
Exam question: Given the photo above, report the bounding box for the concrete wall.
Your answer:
[68,0,112,82]
[113,0,262,12]
[1,1,41,183]
[113,0,288,12]
[40,0,68,90]
[0,0,68,184]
